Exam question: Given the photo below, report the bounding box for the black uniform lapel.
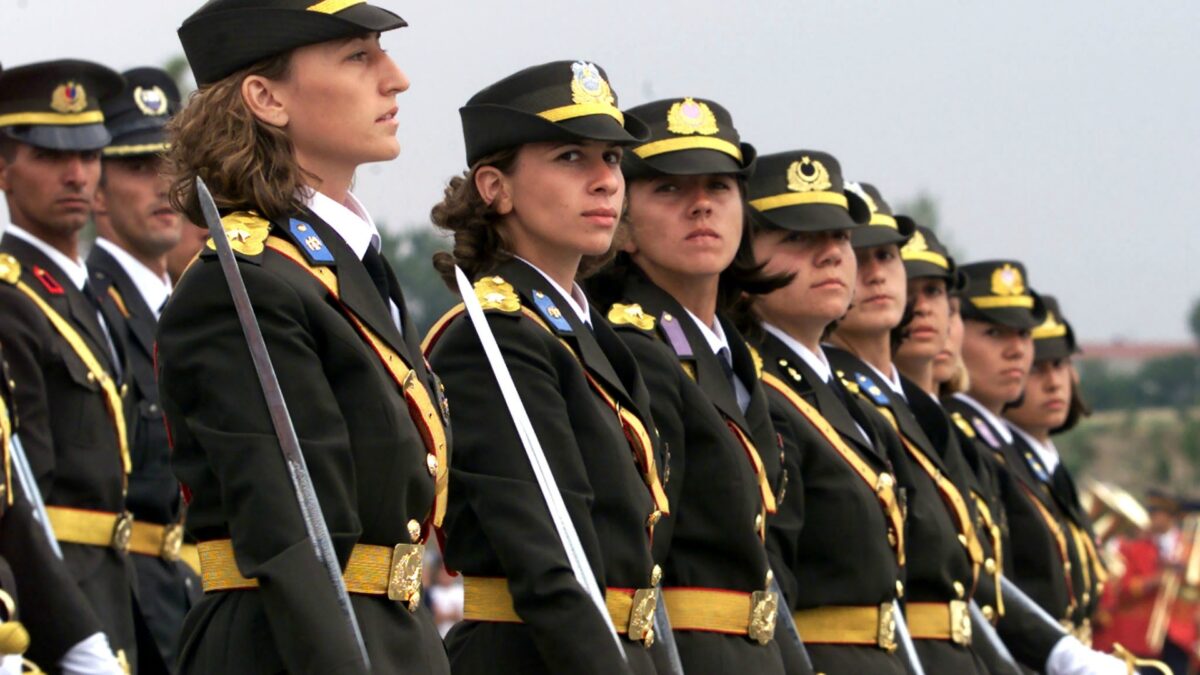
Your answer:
[900,377,956,474]
[294,212,413,366]
[676,310,746,428]
[87,245,157,361]
[1005,434,1060,513]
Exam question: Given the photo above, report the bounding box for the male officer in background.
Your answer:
[89,66,200,672]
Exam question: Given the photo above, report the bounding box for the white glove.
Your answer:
[57,632,124,675]
[0,654,22,675]
[1045,635,1129,675]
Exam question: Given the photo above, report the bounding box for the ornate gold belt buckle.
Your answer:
[628,587,658,647]
[877,602,897,652]
[111,511,134,553]
[749,590,778,645]
[160,523,184,561]
[388,543,424,611]
[950,600,972,645]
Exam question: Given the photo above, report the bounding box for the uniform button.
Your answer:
[647,510,663,527]
[407,519,421,543]
[426,455,438,476]
[957,534,969,549]
[895,580,904,598]
[985,558,997,574]
[887,528,897,547]
[1082,592,1091,605]
[86,372,96,383]
[651,565,662,586]
[765,569,774,588]
[754,513,764,531]
[953,581,965,599]
[148,404,159,414]
[982,605,995,622]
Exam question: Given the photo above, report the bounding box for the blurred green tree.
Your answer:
[377,226,456,336]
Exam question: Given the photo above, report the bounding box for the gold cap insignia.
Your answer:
[133,86,168,116]
[1032,311,1068,340]
[902,230,929,254]
[990,263,1025,297]
[786,156,832,193]
[570,61,614,107]
[206,211,270,257]
[666,97,719,136]
[50,81,88,114]
[474,276,520,313]
[0,254,21,285]
[607,303,655,331]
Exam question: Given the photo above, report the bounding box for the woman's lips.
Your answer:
[686,227,720,241]
[376,107,398,123]
[582,207,617,226]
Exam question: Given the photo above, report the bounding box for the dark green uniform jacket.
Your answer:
[942,394,1069,669]
[89,242,200,671]
[0,342,109,669]
[0,235,139,666]
[825,348,990,675]
[425,258,659,675]
[755,330,908,675]
[157,210,449,675]
[589,269,790,675]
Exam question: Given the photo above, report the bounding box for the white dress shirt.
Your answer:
[303,189,403,332]
[94,238,171,318]
[516,256,592,328]
[1008,423,1061,474]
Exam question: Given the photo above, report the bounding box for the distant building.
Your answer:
[1077,341,1200,375]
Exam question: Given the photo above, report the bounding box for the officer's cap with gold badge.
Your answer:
[1030,295,1079,362]
[958,260,1047,330]
[620,97,754,181]
[102,68,181,158]
[179,0,407,87]
[845,182,915,248]
[901,224,964,290]
[746,150,870,232]
[459,60,649,166]
[0,60,124,151]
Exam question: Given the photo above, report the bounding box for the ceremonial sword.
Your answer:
[10,433,63,559]
[968,599,1021,675]
[452,266,633,665]
[892,600,927,675]
[196,179,370,670]
[769,575,815,675]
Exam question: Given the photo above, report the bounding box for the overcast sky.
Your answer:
[3,0,1198,342]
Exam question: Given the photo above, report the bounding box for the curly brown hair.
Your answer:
[166,51,312,226]
[430,147,617,288]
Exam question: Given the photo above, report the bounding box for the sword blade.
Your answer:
[968,600,1022,675]
[195,179,369,669]
[651,589,685,675]
[10,433,63,559]
[893,600,927,675]
[770,577,815,675]
[452,266,627,661]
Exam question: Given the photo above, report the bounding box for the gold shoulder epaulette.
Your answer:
[0,254,20,285]
[205,211,271,259]
[747,343,764,380]
[951,411,977,438]
[607,303,655,331]
[837,371,861,395]
[475,276,520,313]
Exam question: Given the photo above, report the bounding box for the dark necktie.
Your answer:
[361,246,391,305]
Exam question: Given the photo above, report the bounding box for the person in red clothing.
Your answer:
[1094,490,1198,673]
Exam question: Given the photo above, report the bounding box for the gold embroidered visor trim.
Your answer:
[969,295,1035,309]
[537,102,624,125]
[902,250,950,270]
[306,0,364,13]
[750,191,848,212]
[869,214,898,229]
[0,111,104,127]
[633,136,743,162]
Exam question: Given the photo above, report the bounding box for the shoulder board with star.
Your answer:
[837,370,862,396]
[202,211,272,264]
[274,217,334,267]
[531,289,572,334]
[606,302,656,333]
[853,371,890,406]
[474,276,521,314]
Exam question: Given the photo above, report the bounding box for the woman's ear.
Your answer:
[241,75,288,128]
[474,166,512,215]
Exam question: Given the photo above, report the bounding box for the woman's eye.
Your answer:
[348,51,368,62]
[557,150,582,162]
[654,182,679,194]
[603,150,623,165]
[833,231,850,242]
[710,180,732,191]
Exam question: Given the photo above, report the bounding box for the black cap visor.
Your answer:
[1034,336,1074,362]
[3,123,111,151]
[752,202,862,233]
[903,259,955,283]
[461,104,648,165]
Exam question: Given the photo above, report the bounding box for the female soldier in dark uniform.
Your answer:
[823,192,990,674]
[421,61,663,675]
[741,150,910,675]
[943,262,1126,674]
[1003,296,1106,644]
[158,1,449,672]
[585,97,792,674]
